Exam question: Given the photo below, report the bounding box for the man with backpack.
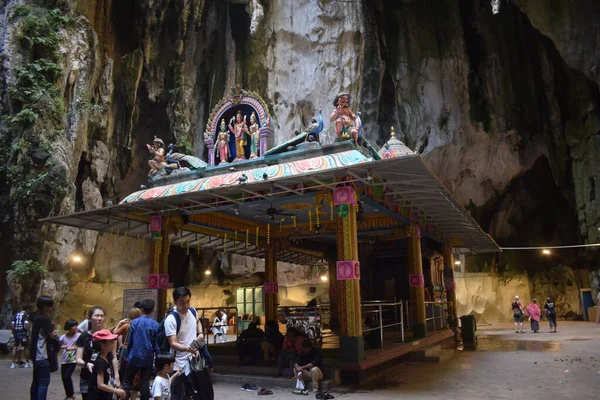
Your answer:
[544,297,558,333]
[512,295,524,333]
[162,287,204,400]
[11,306,30,368]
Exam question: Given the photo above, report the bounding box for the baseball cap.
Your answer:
[514,295,519,300]
[92,329,118,342]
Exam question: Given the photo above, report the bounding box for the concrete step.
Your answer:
[212,371,340,391]
[409,344,442,361]
[410,349,454,363]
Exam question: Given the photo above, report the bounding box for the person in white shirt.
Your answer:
[165,287,203,400]
[152,353,181,400]
[211,310,228,344]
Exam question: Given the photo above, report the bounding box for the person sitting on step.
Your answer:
[261,320,284,364]
[294,339,324,393]
[235,322,264,366]
[276,327,305,377]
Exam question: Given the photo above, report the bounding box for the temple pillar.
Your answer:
[443,246,459,326]
[264,240,278,323]
[407,224,427,338]
[259,124,273,157]
[334,187,364,362]
[150,227,170,320]
[327,253,339,333]
[205,136,215,166]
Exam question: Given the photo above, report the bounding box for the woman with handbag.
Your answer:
[29,295,60,400]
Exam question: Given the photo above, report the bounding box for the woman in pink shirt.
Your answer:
[524,299,541,333]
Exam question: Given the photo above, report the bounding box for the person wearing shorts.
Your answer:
[11,308,30,368]
[511,295,524,333]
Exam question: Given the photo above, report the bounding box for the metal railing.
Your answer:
[277,305,324,346]
[424,301,449,332]
[362,300,405,348]
[193,306,240,344]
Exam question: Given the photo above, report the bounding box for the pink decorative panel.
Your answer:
[333,187,357,206]
[337,260,360,280]
[409,274,425,287]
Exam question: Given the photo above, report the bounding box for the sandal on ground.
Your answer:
[316,391,324,399]
[258,388,273,395]
[293,389,308,395]
[323,392,335,399]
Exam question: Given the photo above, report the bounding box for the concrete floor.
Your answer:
[4,321,600,399]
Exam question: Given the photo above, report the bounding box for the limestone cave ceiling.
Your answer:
[1,0,600,272]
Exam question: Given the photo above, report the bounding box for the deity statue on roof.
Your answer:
[146,137,178,177]
[215,119,230,164]
[146,136,207,179]
[228,110,249,161]
[248,112,260,158]
[330,92,359,145]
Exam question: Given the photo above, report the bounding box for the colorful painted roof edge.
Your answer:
[120,150,372,204]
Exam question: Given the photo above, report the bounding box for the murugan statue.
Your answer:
[215,119,230,164]
[248,112,260,158]
[147,137,178,177]
[146,136,207,179]
[330,92,359,145]
[228,110,249,160]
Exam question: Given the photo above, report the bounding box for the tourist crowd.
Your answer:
[17,286,326,400]
[511,295,558,333]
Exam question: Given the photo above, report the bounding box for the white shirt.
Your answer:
[151,375,171,399]
[164,309,197,371]
[77,320,89,333]
[212,313,228,335]
[36,329,48,360]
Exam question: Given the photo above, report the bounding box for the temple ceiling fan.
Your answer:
[253,185,295,221]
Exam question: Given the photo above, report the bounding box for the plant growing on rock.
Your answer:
[7,260,48,304]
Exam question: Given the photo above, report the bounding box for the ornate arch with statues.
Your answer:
[203,85,273,166]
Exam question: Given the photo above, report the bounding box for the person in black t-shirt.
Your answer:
[75,306,120,399]
[544,297,558,333]
[29,296,59,400]
[87,330,126,400]
[293,339,323,392]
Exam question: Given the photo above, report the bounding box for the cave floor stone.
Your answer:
[1,322,599,399]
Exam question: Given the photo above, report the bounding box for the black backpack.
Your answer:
[157,307,198,353]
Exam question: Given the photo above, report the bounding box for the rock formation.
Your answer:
[1,0,599,319]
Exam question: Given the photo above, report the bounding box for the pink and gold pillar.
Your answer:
[264,240,279,323]
[334,187,364,362]
[407,224,427,337]
[443,246,459,326]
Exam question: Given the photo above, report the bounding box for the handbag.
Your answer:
[189,352,207,372]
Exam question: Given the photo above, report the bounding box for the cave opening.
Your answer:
[74,152,91,212]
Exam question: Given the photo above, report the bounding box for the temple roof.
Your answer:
[41,142,500,258]
[377,126,414,159]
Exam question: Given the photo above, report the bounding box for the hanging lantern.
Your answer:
[315,206,320,227]
[234,231,238,244]
[308,210,312,231]
[293,215,297,228]
[330,200,334,221]
[267,223,270,244]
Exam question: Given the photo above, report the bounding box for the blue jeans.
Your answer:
[30,359,51,400]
